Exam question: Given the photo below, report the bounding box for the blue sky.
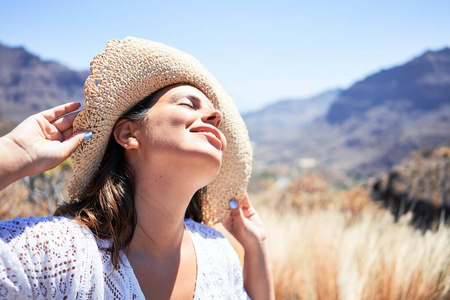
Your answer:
[1,0,449,112]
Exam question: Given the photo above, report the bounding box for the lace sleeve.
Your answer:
[0,216,104,299]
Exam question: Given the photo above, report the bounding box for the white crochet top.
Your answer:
[0,216,249,299]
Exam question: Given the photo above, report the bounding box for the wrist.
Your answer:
[243,239,269,261]
[240,235,268,253]
[243,240,275,300]
[243,242,270,278]
[0,135,31,180]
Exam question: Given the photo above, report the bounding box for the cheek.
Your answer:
[147,108,192,129]
[143,112,191,145]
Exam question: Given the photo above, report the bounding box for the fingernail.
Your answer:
[229,199,238,210]
[84,131,93,141]
[77,102,82,108]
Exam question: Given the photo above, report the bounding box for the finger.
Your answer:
[228,200,246,226]
[241,192,251,208]
[61,127,74,141]
[240,193,257,218]
[40,102,81,122]
[52,111,79,133]
[36,115,65,141]
[60,131,87,157]
[61,127,90,142]
[228,200,241,217]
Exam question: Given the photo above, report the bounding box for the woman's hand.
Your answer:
[222,192,267,251]
[0,102,91,190]
[223,192,275,300]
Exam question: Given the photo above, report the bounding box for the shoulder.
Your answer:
[0,216,97,255]
[184,218,225,239]
[0,215,93,244]
[185,219,238,268]
[184,219,236,258]
[0,216,104,298]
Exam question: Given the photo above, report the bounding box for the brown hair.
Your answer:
[55,91,204,269]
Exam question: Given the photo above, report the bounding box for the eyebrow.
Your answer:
[170,93,215,109]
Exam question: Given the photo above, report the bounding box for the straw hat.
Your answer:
[68,37,252,225]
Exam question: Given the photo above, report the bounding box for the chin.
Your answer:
[192,144,223,166]
[201,154,222,175]
[192,151,222,184]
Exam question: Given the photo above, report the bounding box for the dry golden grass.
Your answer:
[0,160,72,220]
[245,173,450,300]
[0,180,60,219]
[0,180,31,218]
[253,173,374,215]
[2,169,450,299]
[261,207,450,299]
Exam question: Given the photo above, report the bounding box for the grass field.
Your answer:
[2,171,450,299]
[237,174,450,299]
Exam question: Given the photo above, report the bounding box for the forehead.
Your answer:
[157,85,214,108]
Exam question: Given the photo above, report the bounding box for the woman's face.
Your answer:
[129,84,227,178]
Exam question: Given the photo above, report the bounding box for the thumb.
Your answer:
[228,199,246,227]
[60,131,92,157]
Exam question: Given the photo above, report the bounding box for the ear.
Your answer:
[113,120,140,150]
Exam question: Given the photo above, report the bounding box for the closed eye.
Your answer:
[179,102,195,109]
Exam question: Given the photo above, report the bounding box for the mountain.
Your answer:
[243,89,341,145]
[327,48,450,124]
[1,42,449,180]
[0,43,89,123]
[247,47,450,179]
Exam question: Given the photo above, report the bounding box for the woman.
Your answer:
[0,37,274,299]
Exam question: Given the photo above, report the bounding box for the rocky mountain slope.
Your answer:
[372,141,450,228]
[1,43,448,181]
[327,48,450,125]
[0,43,88,123]
[248,48,450,179]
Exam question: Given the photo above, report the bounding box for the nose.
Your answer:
[202,107,223,128]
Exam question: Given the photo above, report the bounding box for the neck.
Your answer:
[126,165,201,261]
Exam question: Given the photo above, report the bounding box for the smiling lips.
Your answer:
[190,126,223,150]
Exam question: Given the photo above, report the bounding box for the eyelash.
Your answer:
[179,102,195,109]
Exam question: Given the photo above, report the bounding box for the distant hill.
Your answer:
[247,47,450,179]
[327,48,450,125]
[1,42,449,181]
[0,43,88,123]
[243,89,341,144]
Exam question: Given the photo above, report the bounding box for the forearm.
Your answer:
[243,241,275,300]
[0,135,31,190]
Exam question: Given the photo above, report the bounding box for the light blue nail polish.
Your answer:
[77,102,82,108]
[84,131,93,141]
[229,199,238,210]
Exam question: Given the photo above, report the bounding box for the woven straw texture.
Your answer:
[68,37,252,225]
